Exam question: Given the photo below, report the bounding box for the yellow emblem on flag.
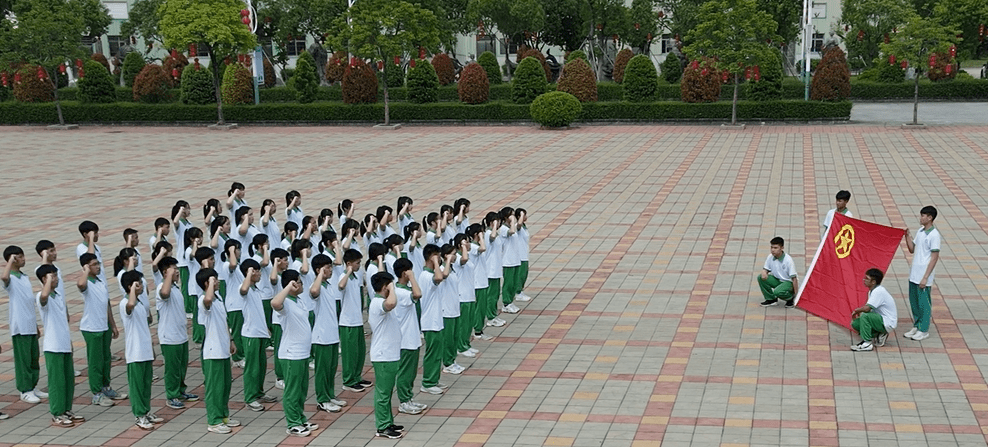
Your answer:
[834,224,854,259]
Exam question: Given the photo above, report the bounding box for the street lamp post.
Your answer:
[801,0,811,100]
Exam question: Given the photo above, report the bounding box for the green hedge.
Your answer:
[0,99,851,125]
[849,79,988,100]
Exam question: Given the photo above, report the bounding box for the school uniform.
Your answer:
[277,294,312,429]
[156,281,190,401]
[241,284,270,404]
[908,226,942,333]
[237,224,260,261]
[518,224,531,294]
[4,271,39,394]
[37,290,73,417]
[229,198,247,225]
[187,249,205,344]
[369,293,401,431]
[852,285,898,341]
[225,263,246,363]
[76,242,106,282]
[173,219,193,312]
[471,243,491,334]
[80,276,113,397]
[286,207,304,229]
[485,229,504,319]
[456,254,476,353]
[398,214,414,233]
[199,291,232,427]
[394,283,421,404]
[418,268,443,388]
[250,253,275,342]
[120,291,154,418]
[338,268,367,387]
[270,274,287,382]
[440,265,461,367]
[311,278,341,405]
[500,225,522,306]
[757,252,798,302]
[822,208,853,233]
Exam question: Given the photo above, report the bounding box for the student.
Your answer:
[119,270,163,430]
[197,268,240,434]
[2,246,45,404]
[397,196,414,231]
[171,202,192,316]
[208,216,232,258]
[376,206,397,240]
[78,253,125,407]
[403,222,425,278]
[35,241,77,377]
[418,244,448,395]
[272,270,319,437]
[150,241,173,289]
[285,190,304,229]
[851,268,898,351]
[439,244,465,374]
[149,217,171,253]
[281,221,300,251]
[365,243,387,302]
[392,259,426,415]
[261,199,281,253]
[181,226,204,320]
[514,208,532,302]
[239,259,277,412]
[36,265,82,427]
[269,248,291,389]
[453,198,471,233]
[363,213,382,247]
[203,198,221,228]
[454,234,479,358]
[310,254,347,413]
[368,272,404,439]
[903,206,942,341]
[123,228,143,273]
[314,208,336,248]
[484,212,507,327]
[757,237,799,308]
[467,224,493,341]
[235,206,260,262]
[249,234,274,348]
[384,235,403,275]
[75,220,105,282]
[339,248,372,392]
[155,256,197,410]
[822,190,853,233]
[188,235,210,344]
[338,199,354,227]
[221,240,246,367]
[226,182,247,223]
[499,207,522,314]
[423,212,442,246]
[440,205,456,244]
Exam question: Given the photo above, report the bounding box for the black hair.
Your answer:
[3,245,23,262]
[423,212,439,230]
[454,198,470,212]
[404,221,421,243]
[361,213,376,235]
[249,233,269,257]
[171,202,185,220]
[159,256,178,271]
[466,223,483,240]
[79,252,98,266]
[312,253,332,271]
[440,243,455,257]
[371,271,395,293]
[229,182,245,197]
[319,208,334,226]
[123,228,138,240]
[184,227,203,251]
[393,258,413,278]
[290,238,311,260]
[920,205,938,221]
[338,199,353,218]
[222,239,241,262]
[204,198,220,218]
[286,190,301,206]
[35,239,54,255]
[235,206,252,225]
[283,221,299,239]
[154,217,170,230]
[384,234,403,251]
[422,243,440,261]
[210,215,230,239]
[153,240,173,259]
[318,230,337,253]
[514,207,527,219]
[271,248,290,262]
[440,204,454,216]
[281,269,300,288]
[484,211,500,227]
[120,270,143,292]
[341,219,362,238]
[865,268,884,285]
[836,190,851,201]
[195,268,217,290]
[79,220,99,236]
[36,264,57,282]
[366,243,387,268]
[302,215,315,231]
[262,199,276,213]
[397,196,413,211]
[113,248,138,276]
[499,207,514,222]
[240,258,261,277]
[453,233,469,248]
[376,205,393,223]
[770,236,785,247]
[343,248,363,264]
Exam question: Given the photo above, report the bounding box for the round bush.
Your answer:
[520,48,551,81]
[262,57,276,88]
[612,48,634,83]
[122,51,145,88]
[77,60,116,103]
[530,91,581,127]
[511,56,548,104]
[748,50,784,101]
[222,62,254,105]
[431,53,455,86]
[477,51,501,85]
[0,84,10,102]
[623,54,658,102]
[556,58,597,102]
[810,46,850,101]
[680,58,721,103]
[927,52,956,82]
[13,65,54,102]
[876,60,904,83]
[91,53,112,74]
[457,62,489,104]
[162,53,189,89]
[325,51,346,84]
[180,61,216,105]
[132,64,172,103]
[291,52,319,104]
[565,50,587,63]
[661,52,683,83]
[381,61,405,89]
[407,59,440,103]
[341,58,378,104]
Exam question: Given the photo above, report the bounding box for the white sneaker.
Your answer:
[32,389,49,399]
[438,382,449,389]
[246,401,265,412]
[467,348,480,354]
[309,361,315,370]
[903,327,918,338]
[330,398,348,407]
[910,331,930,341]
[207,423,232,434]
[851,341,874,351]
[275,379,285,389]
[20,391,40,404]
[74,370,82,377]
[420,386,444,395]
[317,402,341,412]
[486,318,506,327]
[501,304,519,314]
[442,364,462,375]
[410,400,428,410]
[515,293,531,302]
[186,313,193,320]
[458,350,476,358]
[398,401,424,414]
[474,333,495,341]
[232,360,245,368]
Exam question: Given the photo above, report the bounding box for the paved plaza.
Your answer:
[2,124,988,447]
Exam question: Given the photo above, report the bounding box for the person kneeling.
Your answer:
[851,268,897,352]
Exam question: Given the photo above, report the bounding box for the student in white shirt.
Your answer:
[418,244,449,395]
[339,249,371,392]
[392,259,426,415]
[822,190,852,233]
[76,220,105,282]
[171,201,193,313]
[238,259,277,412]
[337,199,354,228]
[196,268,240,434]
[483,212,507,327]
[453,235,478,358]
[272,270,319,437]
[309,254,348,413]
[248,234,274,347]
[36,265,81,427]
[269,248,291,389]
[148,217,171,253]
[514,208,533,302]
[453,198,471,233]
[226,181,247,224]
[467,224,494,341]
[220,240,246,368]
[368,272,404,439]
[123,228,144,273]
[757,237,799,308]
[35,240,77,381]
[403,222,425,279]
[78,253,125,407]
[235,206,260,262]
[397,196,415,233]
[3,245,45,404]
[851,268,898,351]
[439,244,465,375]
[155,256,197,410]
[261,199,281,252]
[285,190,304,229]
[499,207,523,314]
[119,270,163,430]
[281,221,299,251]
[182,227,204,320]
[904,205,942,341]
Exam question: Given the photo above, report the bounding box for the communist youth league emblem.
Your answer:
[834,224,854,259]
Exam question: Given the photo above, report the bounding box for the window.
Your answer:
[811,2,826,19]
[80,36,97,55]
[811,33,825,53]
[475,36,495,58]
[661,34,675,54]
[284,38,306,57]
[107,36,124,59]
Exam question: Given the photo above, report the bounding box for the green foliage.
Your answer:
[810,46,851,101]
[325,55,345,84]
[458,62,490,104]
[12,65,54,102]
[623,54,658,102]
[222,63,253,105]
[882,15,959,80]
[469,0,545,50]
[625,0,661,53]
[122,52,146,88]
[77,60,117,103]
[850,78,988,98]
[407,59,441,103]
[839,0,915,69]
[932,0,988,59]
[926,53,957,82]
[541,0,586,52]
[341,58,378,104]
[263,57,276,88]
[478,51,502,85]
[755,0,802,45]
[565,50,587,63]
[612,48,634,84]
[557,58,597,102]
[0,85,11,102]
[519,48,552,81]
[661,52,683,84]
[684,0,780,79]
[530,91,581,127]
[133,64,173,103]
[120,0,165,47]
[681,58,722,103]
[382,61,405,89]
[92,53,112,73]
[291,52,319,104]
[260,0,346,52]
[431,53,456,86]
[162,53,189,89]
[748,50,784,101]
[180,62,215,105]
[511,56,548,104]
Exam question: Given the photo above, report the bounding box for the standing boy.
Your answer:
[757,237,799,308]
[77,253,125,407]
[3,246,45,404]
[418,244,447,395]
[36,265,82,427]
[239,259,277,411]
[393,258,426,414]
[369,272,404,439]
[850,268,898,351]
[904,206,942,341]
[155,256,197,410]
[119,270,164,430]
[197,268,240,434]
[338,249,372,392]
[272,270,319,437]
[310,254,347,413]
[822,190,853,233]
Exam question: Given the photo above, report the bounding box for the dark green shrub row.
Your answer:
[0,99,851,124]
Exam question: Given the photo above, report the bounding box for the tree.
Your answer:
[120,0,165,49]
[158,0,257,125]
[755,0,801,45]
[932,0,988,59]
[329,0,440,125]
[685,0,779,125]
[541,0,589,52]
[881,15,959,125]
[468,0,544,79]
[417,0,472,51]
[838,0,914,69]
[260,0,346,50]
[625,0,661,54]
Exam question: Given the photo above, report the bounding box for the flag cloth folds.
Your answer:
[796,214,905,329]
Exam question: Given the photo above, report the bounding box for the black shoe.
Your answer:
[359,379,373,387]
[760,300,778,307]
[376,427,403,439]
[785,300,795,308]
[389,424,404,432]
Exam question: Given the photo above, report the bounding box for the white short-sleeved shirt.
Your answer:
[251,253,274,300]
[4,272,37,336]
[471,244,488,289]
[368,296,401,362]
[148,234,167,253]
[763,253,798,282]
[439,269,461,317]
[116,270,151,315]
[156,281,188,345]
[398,214,414,233]
[866,285,897,329]
[290,260,316,311]
[286,207,304,229]
[394,284,421,350]
[199,293,230,360]
[174,219,192,267]
[519,225,531,262]
[241,285,269,338]
[311,280,340,345]
[405,242,424,278]
[79,277,110,332]
[36,264,65,301]
[185,247,202,297]
[486,230,504,279]
[276,296,312,360]
[37,292,71,353]
[384,253,398,276]
[822,208,852,232]
[224,264,245,311]
[418,269,444,331]
[229,198,248,224]
[425,230,440,246]
[120,294,154,363]
[238,225,261,262]
[364,263,381,300]
[339,270,364,327]
[456,255,476,303]
[500,226,521,267]
[909,226,942,286]
[76,242,107,281]
[263,218,280,250]
[441,224,456,244]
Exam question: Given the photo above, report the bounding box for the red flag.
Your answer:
[796,214,904,329]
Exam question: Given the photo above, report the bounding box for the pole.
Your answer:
[801,0,811,100]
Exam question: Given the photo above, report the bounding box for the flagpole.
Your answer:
[794,232,828,305]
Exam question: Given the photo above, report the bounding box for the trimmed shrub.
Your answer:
[565,50,587,63]
[13,66,54,102]
[457,62,489,104]
[262,57,276,88]
[661,52,683,84]
[122,52,145,88]
[222,63,254,105]
[519,48,551,81]
[623,55,658,102]
[0,85,10,102]
[407,59,440,103]
[478,51,502,85]
[876,59,905,83]
[381,60,405,89]
[291,52,319,104]
[325,51,346,84]
[162,53,189,89]
[926,52,957,82]
[511,56,548,104]
[132,64,172,103]
[681,58,721,103]
[431,53,455,86]
[530,91,581,127]
[810,46,850,101]
[180,62,216,105]
[341,58,378,104]
[612,48,634,84]
[556,58,597,102]
[748,51,784,101]
[92,53,112,74]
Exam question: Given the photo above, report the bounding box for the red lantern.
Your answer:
[377,60,384,71]
[75,59,83,69]
[981,24,985,36]
[701,68,708,76]
[634,23,640,30]
[721,71,728,83]
[657,11,664,18]
[596,23,602,31]
[240,9,249,16]
[419,47,425,59]
[754,66,760,81]
[78,67,84,79]
[409,59,416,68]
[36,65,46,80]
[265,16,271,23]
[929,53,936,67]
[189,43,197,55]
[14,72,21,84]
[237,54,245,63]
[949,45,956,58]
[58,64,66,74]
[612,34,618,43]
[394,56,400,65]
[242,16,250,24]
[889,54,896,65]
[171,49,178,59]
[900,60,907,69]
[745,66,751,80]
[857,30,864,41]
[690,60,699,70]
[945,63,953,74]
[172,68,179,78]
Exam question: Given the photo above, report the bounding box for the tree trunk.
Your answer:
[382,56,390,125]
[912,71,919,125]
[732,74,739,126]
[209,46,225,125]
[49,71,65,126]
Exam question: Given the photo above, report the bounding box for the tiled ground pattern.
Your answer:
[0,125,987,447]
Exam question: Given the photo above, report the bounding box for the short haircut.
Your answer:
[422,243,440,260]
[158,256,178,271]
[920,205,938,221]
[311,254,332,271]
[3,245,23,261]
[194,247,214,264]
[283,221,299,234]
[154,217,170,229]
[240,258,260,277]
[770,236,785,247]
[123,228,138,240]
[171,203,185,220]
[35,239,55,255]
[235,206,251,225]
[342,248,362,264]
[281,269,300,288]
[79,220,99,235]
[222,239,241,261]
[36,264,57,282]
[195,268,217,290]
[79,253,98,266]
[271,248,290,261]
[865,268,884,285]
[229,182,245,196]
[286,190,300,206]
[393,258,413,278]
[120,270,143,292]
[290,238,311,260]
[836,190,851,201]
[371,271,395,293]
